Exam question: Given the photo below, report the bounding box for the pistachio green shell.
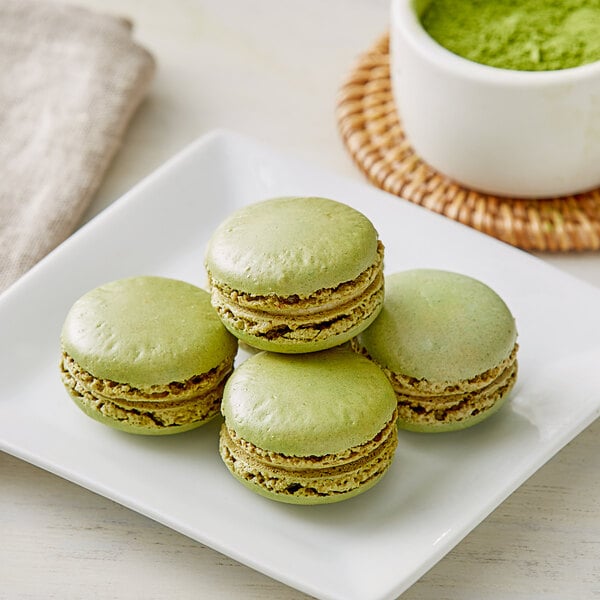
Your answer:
[204,196,379,296]
[61,276,238,386]
[221,347,397,456]
[357,269,517,382]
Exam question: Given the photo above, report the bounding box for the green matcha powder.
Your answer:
[419,0,600,71]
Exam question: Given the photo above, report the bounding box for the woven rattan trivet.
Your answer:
[336,34,600,252]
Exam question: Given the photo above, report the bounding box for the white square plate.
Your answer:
[2,131,600,600]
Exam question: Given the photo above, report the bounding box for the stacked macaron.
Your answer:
[205,196,398,504]
[59,195,519,505]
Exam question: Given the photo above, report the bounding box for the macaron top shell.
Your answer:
[357,269,517,382]
[221,347,397,456]
[61,276,238,387]
[205,196,380,296]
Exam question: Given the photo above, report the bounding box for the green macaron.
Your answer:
[60,276,238,434]
[219,347,398,504]
[353,269,518,432]
[205,196,385,353]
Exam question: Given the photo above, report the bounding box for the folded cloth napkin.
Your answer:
[0,0,155,293]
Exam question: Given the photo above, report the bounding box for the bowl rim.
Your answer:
[390,0,600,87]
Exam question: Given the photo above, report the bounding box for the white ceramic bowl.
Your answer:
[390,0,600,198]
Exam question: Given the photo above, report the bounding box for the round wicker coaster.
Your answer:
[336,35,600,252]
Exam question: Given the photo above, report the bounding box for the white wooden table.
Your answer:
[2,1,600,598]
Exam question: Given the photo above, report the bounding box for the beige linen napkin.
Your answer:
[0,0,155,293]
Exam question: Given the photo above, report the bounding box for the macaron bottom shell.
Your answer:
[396,389,512,433]
[223,304,382,354]
[64,387,218,435]
[226,466,390,505]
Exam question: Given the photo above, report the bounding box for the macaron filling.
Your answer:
[219,409,398,502]
[61,352,234,431]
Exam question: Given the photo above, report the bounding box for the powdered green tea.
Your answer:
[419,0,600,71]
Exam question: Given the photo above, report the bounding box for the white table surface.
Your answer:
[2,1,600,598]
